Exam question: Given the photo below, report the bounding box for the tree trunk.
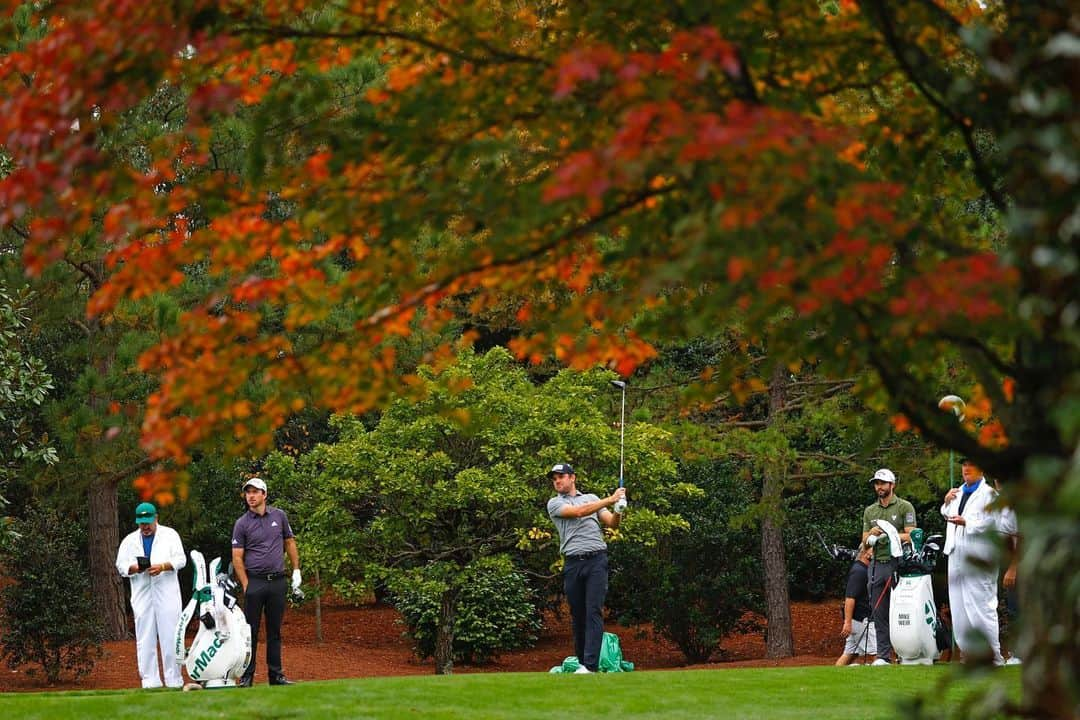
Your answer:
[88,478,127,640]
[433,587,457,675]
[314,568,323,644]
[762,363,794,658]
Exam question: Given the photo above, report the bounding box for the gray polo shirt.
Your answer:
[231,506,294,574]
[547,493,607,557]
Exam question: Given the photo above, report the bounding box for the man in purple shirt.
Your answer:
[231,477,301,686]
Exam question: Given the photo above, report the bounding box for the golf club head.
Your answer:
[611,380,626,389]
[816,530,857,561]
[938,394,966,420]
[832,545,859,562]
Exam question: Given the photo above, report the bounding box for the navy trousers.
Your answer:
[563,552,608,671]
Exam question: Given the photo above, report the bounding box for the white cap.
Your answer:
[870,468,896,485]
[243,477,267,493]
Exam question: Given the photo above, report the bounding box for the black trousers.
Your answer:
[563,552,608,671]
[243,575,287,680]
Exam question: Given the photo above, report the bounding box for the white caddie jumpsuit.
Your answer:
[115,525,187,688]
[941,478,1003,664]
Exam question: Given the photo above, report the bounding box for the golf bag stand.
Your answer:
[175,549,252,687]
[875,520,941,665]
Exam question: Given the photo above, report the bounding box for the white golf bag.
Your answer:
[875,520,943,665]
[174,550,252,687]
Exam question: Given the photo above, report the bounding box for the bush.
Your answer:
[387,555,542,664]
[0,510,104,683]
[608,461,763,662]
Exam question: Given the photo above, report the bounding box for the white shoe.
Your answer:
[871,658,891,666]
[573,666,593,674]
[1005,656,1022,666]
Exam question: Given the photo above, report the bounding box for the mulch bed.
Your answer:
[0,600,842,691]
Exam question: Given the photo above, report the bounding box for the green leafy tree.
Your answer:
[272,347,687,674]
[642,335,944,656]
[0,282,55,546]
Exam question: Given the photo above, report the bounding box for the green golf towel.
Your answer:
[548,633,635,673]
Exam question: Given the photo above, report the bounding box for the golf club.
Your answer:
[814,528,858,562]
[611,379,628,513]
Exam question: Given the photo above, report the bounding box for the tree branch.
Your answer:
[363,183,677,328]
[863,0,1008,213]
[232,24,546,68]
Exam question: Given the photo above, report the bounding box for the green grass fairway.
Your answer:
[0,666,1020,720]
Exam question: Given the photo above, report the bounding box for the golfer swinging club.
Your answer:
[547,462,625,673]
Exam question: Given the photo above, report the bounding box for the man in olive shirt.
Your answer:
[861,468,917,665]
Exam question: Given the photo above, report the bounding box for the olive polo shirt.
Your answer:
[863,496,917,562]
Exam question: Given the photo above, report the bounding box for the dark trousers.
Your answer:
[563,552,608,671]
[868,558,896,662]
[243,575,287,680]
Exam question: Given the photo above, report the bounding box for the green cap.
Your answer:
[134,502,157,524]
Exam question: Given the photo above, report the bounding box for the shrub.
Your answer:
[608,461,763,663]
[387,555,542,664]
[0,510,104,683]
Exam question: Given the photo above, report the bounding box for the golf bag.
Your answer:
[874,521,945,665]
[174,550,252,687]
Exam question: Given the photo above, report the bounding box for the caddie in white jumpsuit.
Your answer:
[940,458,1004,665]
[115,502,187,688]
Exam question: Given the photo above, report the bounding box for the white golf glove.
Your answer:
[866,534,879,547]
[613,498,628,514]
[291,569,304,600]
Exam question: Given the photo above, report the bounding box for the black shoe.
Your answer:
[237,675,254,688]
[269,675,295,686]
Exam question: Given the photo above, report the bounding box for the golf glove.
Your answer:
[612,498,627,514]
[866,534,879,547]
[291,569,304,600]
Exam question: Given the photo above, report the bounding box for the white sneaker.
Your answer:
[573,666,593,674]
[1005,656,1022,666]
[871,658,891,666]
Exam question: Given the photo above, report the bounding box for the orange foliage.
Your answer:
[0,1,1028,492]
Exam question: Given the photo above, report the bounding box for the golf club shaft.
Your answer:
[618,383,625,488]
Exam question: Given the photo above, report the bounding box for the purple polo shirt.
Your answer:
[231,506,294,575]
